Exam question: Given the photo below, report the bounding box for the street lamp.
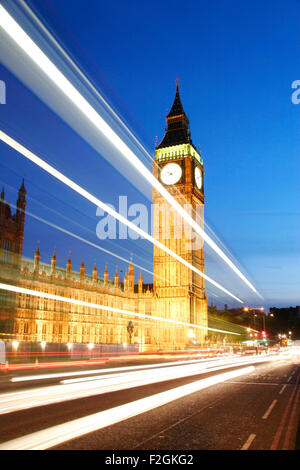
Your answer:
[127,321,134,344]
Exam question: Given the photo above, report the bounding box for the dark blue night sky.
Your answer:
[0,0,299,310]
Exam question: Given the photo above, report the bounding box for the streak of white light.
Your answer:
[0,5,261,298]
[18,0,151,160]
[4,197,204,296]
[0,366,255,450]
[59,356,264,385]
[0,356,278,417]
[7,199,163,282]
[10,357,227,383]
[0,282,241,335]
[0,132,243,303]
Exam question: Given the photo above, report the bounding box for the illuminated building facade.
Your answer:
[153,83,208,345]
[0,86,208,350]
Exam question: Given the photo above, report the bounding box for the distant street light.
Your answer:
[127,321,134,344]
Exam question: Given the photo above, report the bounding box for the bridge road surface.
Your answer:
[0,352,299,450]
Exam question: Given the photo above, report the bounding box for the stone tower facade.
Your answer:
[0,179,26,336]
[0,179,26,266]
[153,84,208,344]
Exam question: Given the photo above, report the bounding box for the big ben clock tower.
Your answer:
[153,83,208,346]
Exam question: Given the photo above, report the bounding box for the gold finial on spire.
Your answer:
[176,74,179,88]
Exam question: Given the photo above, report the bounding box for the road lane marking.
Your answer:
[262,399,277,420]
[271,374,300,449]
[283,382,300,449]
[0,366,255,450]
[279,385,287,395]
[241,433,256,450]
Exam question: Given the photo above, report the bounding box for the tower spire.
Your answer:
[34,241,40,272]
[51,246,57,277]
[156,80,191,149]
[166,80,185,118]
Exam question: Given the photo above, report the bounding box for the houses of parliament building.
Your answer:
[0,85,208,351]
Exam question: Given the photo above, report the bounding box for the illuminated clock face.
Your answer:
[160,163,182,185]
[194,166,202,190]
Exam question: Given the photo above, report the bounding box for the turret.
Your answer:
[80,258,85,283]
[124,272,128,291]
[16,178,26,222]
[138,272,143,294]
[114,266,119,289]
[66,251,72,280]
[104,263,109,288]
[93,261,97,286]
[34,241,40,273]
[51,247,57,277]
[128,256,134,293]
[16,178,26,258]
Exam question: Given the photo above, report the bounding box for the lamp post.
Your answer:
[127,320,134,344]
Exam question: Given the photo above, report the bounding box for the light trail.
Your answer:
[0,4,261,298]
[0,363,242,414]
[0,357,273,416]
[10,357,229,383]
[18,0,152,163]
[6,198,164,282]
[59,356,266,385]
[0,282,241,335]
[0,130,243,303]
[4,196,214,298]
[0,366,255,450]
